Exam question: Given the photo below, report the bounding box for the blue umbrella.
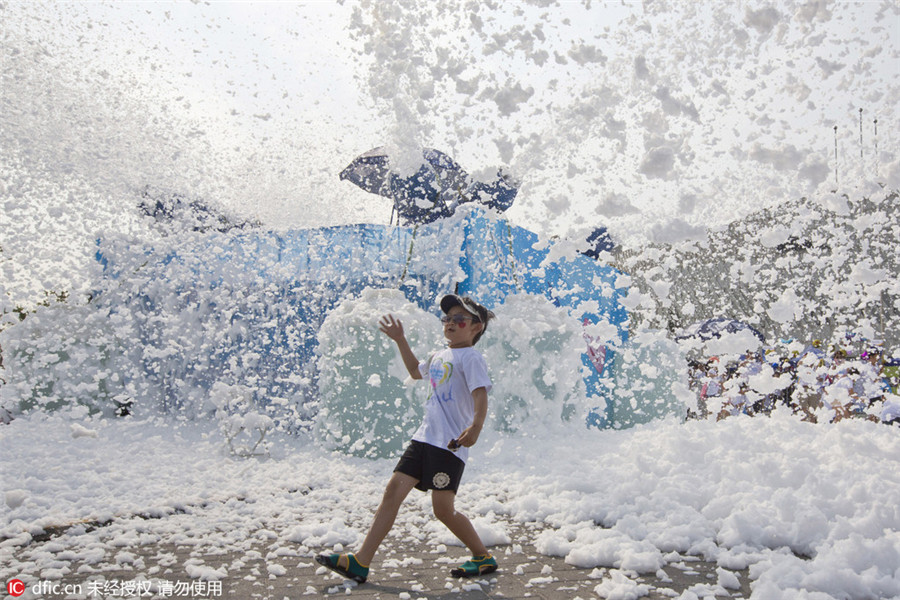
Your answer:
[339,147,467,225]
[340,147,517,225]
[466,168,519,213]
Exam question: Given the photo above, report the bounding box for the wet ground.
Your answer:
[4,509,752,600]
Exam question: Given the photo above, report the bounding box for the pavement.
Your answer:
[5,512,753,600]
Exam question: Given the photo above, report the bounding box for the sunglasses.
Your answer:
[441,315,479,327]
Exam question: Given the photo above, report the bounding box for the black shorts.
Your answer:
[394,440,465,493]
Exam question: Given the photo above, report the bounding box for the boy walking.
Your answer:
[316,294,497,583]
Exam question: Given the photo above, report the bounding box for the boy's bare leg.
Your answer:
[431,490,489,557]
[355,472,419,566]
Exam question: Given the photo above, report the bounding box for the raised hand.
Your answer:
[378,314,405,342]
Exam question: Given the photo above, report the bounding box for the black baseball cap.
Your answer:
[440,295,494,343]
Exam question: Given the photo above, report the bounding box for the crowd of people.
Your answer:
[686,339,900,425]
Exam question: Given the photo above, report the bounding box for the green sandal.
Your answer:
[315,552,369,583]
[451,554,498,578]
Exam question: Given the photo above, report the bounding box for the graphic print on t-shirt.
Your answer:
[429,357,453,403]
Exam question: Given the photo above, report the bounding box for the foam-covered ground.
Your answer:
[2,411,898,599]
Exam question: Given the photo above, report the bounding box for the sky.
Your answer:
[1,0,898,308]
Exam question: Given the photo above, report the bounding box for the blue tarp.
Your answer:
[97,207,629,426]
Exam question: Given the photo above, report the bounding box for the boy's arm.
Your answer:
[456,386,487,448]
[393,334,424,380]
[379,314,423,380]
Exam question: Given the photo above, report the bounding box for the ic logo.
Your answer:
[7,579,25,597]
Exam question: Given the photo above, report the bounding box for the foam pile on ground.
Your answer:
[2,410,898,598]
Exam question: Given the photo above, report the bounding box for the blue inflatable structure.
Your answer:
[96,207,629,428]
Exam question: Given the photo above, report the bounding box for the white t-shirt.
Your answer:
[413,346,492,464]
